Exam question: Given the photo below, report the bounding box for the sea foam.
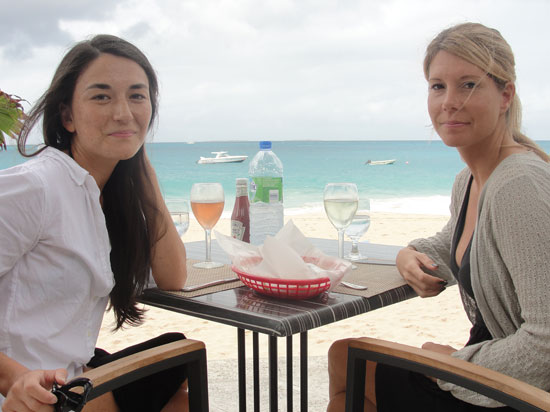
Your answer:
[284,195,451,217]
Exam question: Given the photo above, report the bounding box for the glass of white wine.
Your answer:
[323,183,358,259]
[345,198,371,261]
[190,183,225,269]
[167,199,190,238]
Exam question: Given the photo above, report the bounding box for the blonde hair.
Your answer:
[424,22,549,162]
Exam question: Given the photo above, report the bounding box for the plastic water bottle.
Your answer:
[248,141,284,245]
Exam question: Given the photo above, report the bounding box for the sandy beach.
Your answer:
[97,211,472,410]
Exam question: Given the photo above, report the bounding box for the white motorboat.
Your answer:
[365,159,396,165]
[197,151,248,164]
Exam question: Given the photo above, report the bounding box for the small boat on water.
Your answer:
[365,159,396,165]
[197,151,248,164]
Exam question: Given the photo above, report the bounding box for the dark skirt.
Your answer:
[87,332,188,412]
[375,363,518,411]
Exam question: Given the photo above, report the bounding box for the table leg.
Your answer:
[269,336,278,412]
[301,331,308,411]
[253,332,260,412]
[287,336,293,411]
[238,328,246,412]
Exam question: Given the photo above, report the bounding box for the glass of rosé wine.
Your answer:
[190,183,225,269]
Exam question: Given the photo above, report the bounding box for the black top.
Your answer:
[450,176,493,345]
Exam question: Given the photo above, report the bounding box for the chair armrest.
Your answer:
[348,337,550,411]
[81,339,206,402]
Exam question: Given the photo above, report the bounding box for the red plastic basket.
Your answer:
[232,266,331,299]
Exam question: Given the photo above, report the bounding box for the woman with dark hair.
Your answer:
[327,22,550,411]
[0,35,189,411]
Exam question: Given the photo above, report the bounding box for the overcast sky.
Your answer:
[2,0,549,142]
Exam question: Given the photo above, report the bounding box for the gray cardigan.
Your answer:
[409,151,550,407]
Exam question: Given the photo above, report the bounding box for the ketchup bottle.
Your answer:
[231,178,250,242]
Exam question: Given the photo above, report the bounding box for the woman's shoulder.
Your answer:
[0,155,47,193]
[0,148,88,203]
[0,154,52,234]
[490,152,550,188]
[483,151,550,206]
[17,147,88,187]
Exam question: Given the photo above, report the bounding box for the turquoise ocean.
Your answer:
[2,140,550,216]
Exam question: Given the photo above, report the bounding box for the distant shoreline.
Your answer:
[144,139,550,143]
[207,194,453,220]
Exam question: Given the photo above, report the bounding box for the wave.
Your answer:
[284,195,451,216]
[372,195,451,215]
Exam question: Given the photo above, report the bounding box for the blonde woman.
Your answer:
[328,22,550,411]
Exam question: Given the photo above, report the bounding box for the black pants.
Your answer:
[87,332,188,412]
[375,363,517,411]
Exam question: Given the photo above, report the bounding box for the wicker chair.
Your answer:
[345,337,550,412]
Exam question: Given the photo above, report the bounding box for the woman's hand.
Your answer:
[421,342,457,383]
[396,247,447,297]
[421,342,457,355]
[3,369,67,412]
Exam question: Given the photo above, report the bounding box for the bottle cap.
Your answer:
[236,178,248,186]
[259,141,272,149]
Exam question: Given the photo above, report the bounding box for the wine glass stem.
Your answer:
[337,229,345,259]
[351,240,359,255]
[205,228,212,262]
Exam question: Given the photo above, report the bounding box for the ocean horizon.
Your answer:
[3,140,550,217]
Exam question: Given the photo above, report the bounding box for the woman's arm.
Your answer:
[0,353,28,399]
[0,352,66,410]
[396,168,470,296]
[396,246,446,297]
[144,154,187,290]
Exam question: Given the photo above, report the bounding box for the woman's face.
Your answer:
[62,53,152,169]
[427,50,513,150]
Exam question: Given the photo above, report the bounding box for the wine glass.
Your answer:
[345,198,371,261]
[323,183,358,259]
[169,200,190,238]
[190,183,225,269]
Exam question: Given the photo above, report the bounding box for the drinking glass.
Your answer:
[345,198,371,261]
[166,199,190,237]
[190,183,225,269]
[323,183,358,258]
[170,201,190,238]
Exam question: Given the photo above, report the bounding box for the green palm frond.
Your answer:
[0,90,26,150]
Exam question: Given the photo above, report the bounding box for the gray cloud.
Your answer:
[2,0,549,142]
[2,0,122,58]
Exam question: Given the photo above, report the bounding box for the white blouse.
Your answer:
[0,147,114,404]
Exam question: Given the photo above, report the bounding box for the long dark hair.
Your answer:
[18,34,162,329]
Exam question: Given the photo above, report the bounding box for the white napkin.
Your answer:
[214,220,351,291]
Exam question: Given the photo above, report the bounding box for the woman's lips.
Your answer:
[442,121,469,128]
[109,130,135,138]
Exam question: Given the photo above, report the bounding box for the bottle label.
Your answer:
[250,177,283,203]
[236,185,247,197]
[231,220,246,240]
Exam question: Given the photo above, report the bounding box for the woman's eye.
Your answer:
[130,93,147,100]
[92,94,110,101]
[430,83,444,91]
[463,81,477,89]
